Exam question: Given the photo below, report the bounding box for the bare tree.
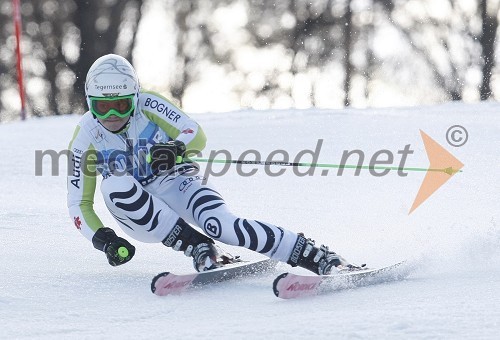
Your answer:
[378,0,499,101]
[479,0,498,100]
[343,0,353,106]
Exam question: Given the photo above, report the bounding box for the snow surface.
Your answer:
[0,103,499,339]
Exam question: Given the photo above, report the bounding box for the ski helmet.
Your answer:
[85,54,140,117]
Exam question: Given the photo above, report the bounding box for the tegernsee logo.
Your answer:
[95,84,127,91]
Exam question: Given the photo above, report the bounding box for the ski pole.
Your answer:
[187,157,462,175]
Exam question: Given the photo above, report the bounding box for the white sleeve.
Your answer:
[67,124,105,242]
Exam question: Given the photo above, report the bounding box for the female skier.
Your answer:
[67,54,359,274]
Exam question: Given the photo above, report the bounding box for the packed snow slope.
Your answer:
[0,103,499,339]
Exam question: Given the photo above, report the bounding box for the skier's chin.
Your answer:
[97,116,130,133]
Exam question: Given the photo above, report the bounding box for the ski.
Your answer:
[151,259,277,296]
[273,261,413,299]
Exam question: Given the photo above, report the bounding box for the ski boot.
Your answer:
[162,218,240,272]
[287,234,364,275]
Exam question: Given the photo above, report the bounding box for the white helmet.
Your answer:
[85,54,140,115]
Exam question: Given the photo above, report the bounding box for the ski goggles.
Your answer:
[89,95,135,119]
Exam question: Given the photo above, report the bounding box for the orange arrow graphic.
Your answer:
[409,130,464,214]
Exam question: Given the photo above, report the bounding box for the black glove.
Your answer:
[92,227,135,266]
[147,140,186,173]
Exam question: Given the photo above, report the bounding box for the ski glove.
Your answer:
[147,140,186,173]
[92,227,136,266]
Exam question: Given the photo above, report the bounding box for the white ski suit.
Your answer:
[67,90,297,262]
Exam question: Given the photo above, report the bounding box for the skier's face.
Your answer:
[96,115,130,132]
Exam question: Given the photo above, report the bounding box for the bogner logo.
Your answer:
[144,98,181,122]
[163,224,183,247]
[289,237,306,265]
[286,282,319,292]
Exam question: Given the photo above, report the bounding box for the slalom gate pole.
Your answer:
[187,157,461,175]
[13,0,26,121]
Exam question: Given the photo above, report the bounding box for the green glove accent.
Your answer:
[118,246,129,258]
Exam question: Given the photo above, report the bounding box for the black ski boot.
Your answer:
[287,234,362,275]
[162,218,239,272]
